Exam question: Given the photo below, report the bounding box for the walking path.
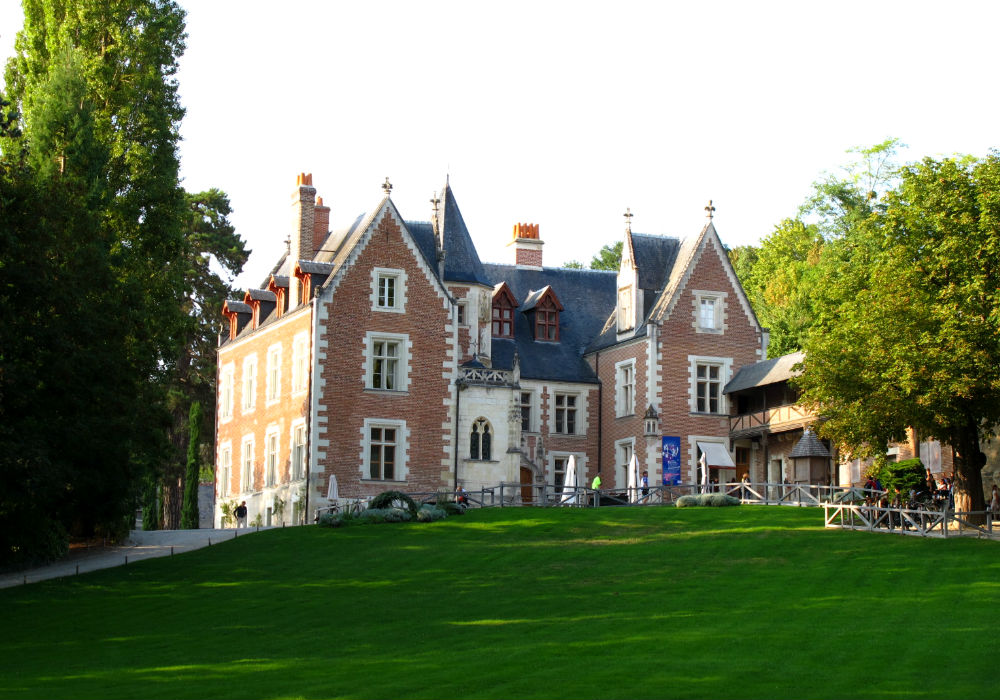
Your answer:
[0,527,269,589]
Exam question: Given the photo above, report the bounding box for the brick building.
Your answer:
[213,175,767,526]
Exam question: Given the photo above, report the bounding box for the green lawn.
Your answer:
[1,506,997,699]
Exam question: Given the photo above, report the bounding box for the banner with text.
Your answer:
[662,436,681,485]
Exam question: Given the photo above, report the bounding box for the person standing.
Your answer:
[591,473,602,506]
[641,471,649,498]
[990,484,999,518]
[235,501,248,528]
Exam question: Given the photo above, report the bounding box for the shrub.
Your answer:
[439,501,466,516]
[317,512,341,528]
[676,493,740,508]
[417,505,447,522]
[369,491,418,518]
[356,508,389,524]
[881,458,927,497]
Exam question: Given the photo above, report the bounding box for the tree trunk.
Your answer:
[951,419,987,523]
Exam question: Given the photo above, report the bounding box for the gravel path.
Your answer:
[0,527,271,589]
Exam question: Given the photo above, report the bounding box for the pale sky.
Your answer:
[3,1,999,289]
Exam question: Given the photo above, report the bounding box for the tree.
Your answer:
[562,260,584,269]
[798,154,1000,516]
[731,140,903,356]
[180,401,202,530]
[160,190,247,528]
[1,0,190,562]
[589,241,622,271]
[736,219,826,356]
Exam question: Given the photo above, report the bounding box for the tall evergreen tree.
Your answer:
[180,401,202,530]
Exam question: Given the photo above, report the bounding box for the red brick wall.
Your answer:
[315,210,453,499]
[654,236,762,480]
[594,340,647,489]
[216,308,312,501]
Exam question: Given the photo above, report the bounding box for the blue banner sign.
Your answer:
[662,436,681,485]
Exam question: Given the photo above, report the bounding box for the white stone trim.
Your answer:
[265,343,282,406]
[370,266,408,314]
[615,358,636,417]
[219,362,235,423]
[687,355,732,415]
[363,331,411,392]
[359,418,410,483]
[691,289,728,334]
[241,353,258,414]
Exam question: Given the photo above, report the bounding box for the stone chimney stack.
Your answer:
[509,222,543,269]
[313,195,330,255]
[289,172,316,309]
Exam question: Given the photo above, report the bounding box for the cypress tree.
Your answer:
[180,401,202,529]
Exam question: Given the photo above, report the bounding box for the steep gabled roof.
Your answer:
[646,220,762,334]
[314,196,450,303]
[437,182,491,286]
[521,285,563,312]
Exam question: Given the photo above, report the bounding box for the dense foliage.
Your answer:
[798,154,1000,513]
[0,1,246,565]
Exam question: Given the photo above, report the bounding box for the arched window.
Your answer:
[470,418,492,461]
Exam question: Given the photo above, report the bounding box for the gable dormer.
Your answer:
[617,212,639,333]
[491,282,518,339]
[267,275,289,318]
[294,260,335,305]
[243,289,277,330]
[221,300,252,341]
[522,285,563,342]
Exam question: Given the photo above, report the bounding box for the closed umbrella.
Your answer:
[560,455,578,505]
[628,453,640,503]
[700,451,709,493]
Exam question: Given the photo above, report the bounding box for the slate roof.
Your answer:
[723,351,805,394]
[631,232,681,293]
[437,183,491,286]
[586,231,682,353]
[245,289,276,303]
[788,428,830,458]
[482,264,616,383]
[223,301,252,315]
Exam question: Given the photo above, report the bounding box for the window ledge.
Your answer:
[364,389,409,396]
[690,411,726,417]
[360,478,408,485]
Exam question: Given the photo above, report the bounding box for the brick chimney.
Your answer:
[289,172,316,309]
[313,195,330,254]
[509,222,543,268]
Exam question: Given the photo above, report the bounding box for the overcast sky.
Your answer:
[3,1,999,288]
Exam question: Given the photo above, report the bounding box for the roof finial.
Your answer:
[382,177,393,196]
[705,200,716,220]
[430,191,441,236]
[624,207,633,234]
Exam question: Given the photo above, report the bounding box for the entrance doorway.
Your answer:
[520,466,533,504]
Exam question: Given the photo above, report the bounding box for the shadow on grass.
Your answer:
[0,506,996,700]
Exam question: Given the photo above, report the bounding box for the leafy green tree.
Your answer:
[590,241,622,271]
[798,154,1000,515]
[1,0,191,561]
[161,190,247,528]
[562,260,584,269]
[180,401,202,530]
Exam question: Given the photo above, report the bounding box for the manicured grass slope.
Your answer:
[1,507,997,700]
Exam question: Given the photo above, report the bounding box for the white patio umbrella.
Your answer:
[560,455,578,505]
[699,451,709,493]
[627,453,640,503]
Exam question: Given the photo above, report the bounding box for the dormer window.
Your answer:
[535,298,559,341]
[617,286,634,332]
[492,283,518,339]
[521,285,563,342]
